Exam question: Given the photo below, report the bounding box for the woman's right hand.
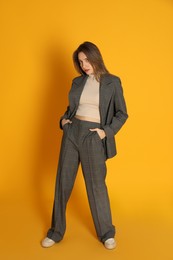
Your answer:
[62,118,72,128]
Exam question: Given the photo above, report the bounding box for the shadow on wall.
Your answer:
[31,42,95,238]
[30,42,73,231]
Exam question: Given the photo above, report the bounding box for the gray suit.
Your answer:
[47,73,128,243]
[60,73,128,159]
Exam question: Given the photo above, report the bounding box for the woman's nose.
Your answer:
[82,62,87,69]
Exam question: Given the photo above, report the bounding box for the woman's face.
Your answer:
[78,52,94,75]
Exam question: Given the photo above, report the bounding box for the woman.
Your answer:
[41,41,128,250]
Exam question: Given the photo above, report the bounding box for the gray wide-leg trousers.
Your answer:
[47,117,115,243]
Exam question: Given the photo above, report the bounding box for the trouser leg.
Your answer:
[47,127,79,242]
[80,131,115,243]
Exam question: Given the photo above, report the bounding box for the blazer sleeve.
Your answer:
[59,106,71,129]
[103,77,128,138]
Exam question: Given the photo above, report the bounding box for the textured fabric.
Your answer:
[47,117,115,243]
[60,74,128,159]
[75,74,100,121]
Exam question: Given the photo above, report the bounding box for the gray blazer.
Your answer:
[60,73,128,159]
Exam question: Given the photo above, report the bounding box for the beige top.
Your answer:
[75,74,100,122]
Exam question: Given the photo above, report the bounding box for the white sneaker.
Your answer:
[104,238,116,250]
[41,237,55,248]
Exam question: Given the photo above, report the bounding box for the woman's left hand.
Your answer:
[89,128,106,139]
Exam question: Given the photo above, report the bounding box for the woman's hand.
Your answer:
[89,128,106,139]
[62,118,72,128]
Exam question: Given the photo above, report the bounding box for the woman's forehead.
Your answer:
[78,52,88,61]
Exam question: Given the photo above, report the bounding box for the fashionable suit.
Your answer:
[60,73,128,159]
[47,73,128,243]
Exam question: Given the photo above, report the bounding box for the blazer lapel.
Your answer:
[73,75,88,107]
[99,75,113,124]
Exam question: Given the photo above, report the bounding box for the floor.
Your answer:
[1,189,173,260]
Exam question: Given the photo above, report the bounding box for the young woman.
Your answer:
[41,41,128,250]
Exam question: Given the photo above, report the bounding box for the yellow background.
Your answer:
[0,0,172,259]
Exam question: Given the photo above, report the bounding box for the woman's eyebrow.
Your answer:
[79,58,88,62]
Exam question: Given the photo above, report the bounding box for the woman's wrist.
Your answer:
[62,118,72,127]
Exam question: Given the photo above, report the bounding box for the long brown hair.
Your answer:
[73,41,109,81]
